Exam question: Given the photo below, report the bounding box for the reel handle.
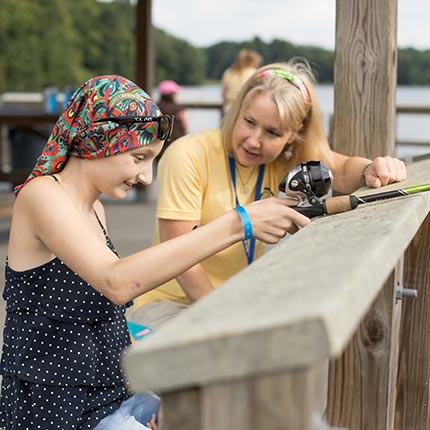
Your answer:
[292,195,360,219]
[292,204,325,218]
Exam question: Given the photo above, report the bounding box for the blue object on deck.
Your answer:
[128,321,153,341]
[43,87,58,113]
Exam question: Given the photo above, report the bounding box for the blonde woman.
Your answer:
[129,59,406,331]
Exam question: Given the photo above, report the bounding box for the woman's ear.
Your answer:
[286,122,304,144]
[286,132,297,144]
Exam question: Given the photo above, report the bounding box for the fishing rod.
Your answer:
[279,161,430,219]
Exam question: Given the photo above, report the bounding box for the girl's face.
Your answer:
[93,139,163,199]
[231,92,296,167]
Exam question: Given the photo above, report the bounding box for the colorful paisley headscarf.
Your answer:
[14,75,162,195]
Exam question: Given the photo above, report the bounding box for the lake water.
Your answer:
[173,84,430,160]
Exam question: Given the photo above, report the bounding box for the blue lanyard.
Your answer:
[228,156,265,265]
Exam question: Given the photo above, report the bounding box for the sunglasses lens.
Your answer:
[158,116,173,141]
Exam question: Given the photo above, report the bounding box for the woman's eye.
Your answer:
[269,130,281,136]
[244,117,255,125]
[134,155,145,161]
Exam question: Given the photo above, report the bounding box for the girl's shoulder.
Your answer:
[13,175,81,233]
[17,174,61,195]
[8,176,66,271]
[14,175,63,210]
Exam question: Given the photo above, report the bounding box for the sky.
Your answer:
[152,0,430,51]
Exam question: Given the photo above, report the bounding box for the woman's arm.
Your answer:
[330,151,407,194]
[157,197,308,302]
[159,219,215,302]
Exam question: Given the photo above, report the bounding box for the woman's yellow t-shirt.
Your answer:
[133,129,286,308]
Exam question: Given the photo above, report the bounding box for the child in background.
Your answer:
[156,80,188,160]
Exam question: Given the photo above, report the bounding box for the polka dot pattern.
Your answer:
[0,236,132,429]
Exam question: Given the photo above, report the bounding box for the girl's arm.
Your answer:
[13,179,309,306]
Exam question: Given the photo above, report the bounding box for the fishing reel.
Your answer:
[279,160,427,219]
[279,161,333,217]
[280,160,362,218]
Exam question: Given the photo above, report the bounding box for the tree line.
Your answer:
[0,0,429,94]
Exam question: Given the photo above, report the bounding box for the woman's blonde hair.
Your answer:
[221,58,333,169]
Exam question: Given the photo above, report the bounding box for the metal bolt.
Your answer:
[290,179,299,188]
[396,283,418,301]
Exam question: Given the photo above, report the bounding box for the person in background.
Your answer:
[0,74,309,430]
[144,79,189,203]
[128,58,407,332]
[156,80,188,160]
[222,49,263,114]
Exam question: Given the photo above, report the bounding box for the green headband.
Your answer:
[258,69,311,105]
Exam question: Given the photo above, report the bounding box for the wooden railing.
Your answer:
[327,105,430,158]
[123,158,430,430]
[0,102,428,184]
[396,105,430,149]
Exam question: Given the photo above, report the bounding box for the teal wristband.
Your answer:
[235,206,253,240]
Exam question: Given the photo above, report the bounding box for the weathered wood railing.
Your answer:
[123,158,430,430]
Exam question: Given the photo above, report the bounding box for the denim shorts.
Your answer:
[94,392,160,430]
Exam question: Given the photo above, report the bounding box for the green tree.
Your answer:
[206,38,334,84]
[0,0,429,93]
[94,0,135,79]
[398,48,430,85]
[155,29,206,86]
[0,0,82,91]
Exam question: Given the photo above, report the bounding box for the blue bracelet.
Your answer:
[235,206,253,240]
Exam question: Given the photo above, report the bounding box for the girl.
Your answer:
[0,75,308,430]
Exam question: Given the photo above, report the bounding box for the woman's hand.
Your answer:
[243,197,310,244]
[363,156,407,188]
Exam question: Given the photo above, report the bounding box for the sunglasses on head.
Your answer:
[95,115,175,142]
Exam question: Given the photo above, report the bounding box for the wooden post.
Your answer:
[162,389,202,430]
[136,0,154,92]
[161,368,323,430]
[332,0,398,158]
[327,262,403,430]
[134,0,154,201]
[395,214,430,430]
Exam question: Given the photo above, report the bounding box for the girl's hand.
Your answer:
[147,413,158,430]
[243,197,310,244]
[363,156,406,188]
